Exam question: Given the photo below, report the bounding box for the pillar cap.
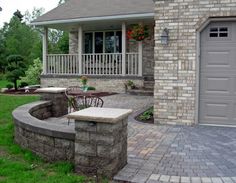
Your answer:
[35,87,67,94]
[67,107,132,123]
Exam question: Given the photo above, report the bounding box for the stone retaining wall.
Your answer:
[13,101,75,162]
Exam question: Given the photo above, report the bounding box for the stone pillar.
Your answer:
[36,88,67,117]
[67,107,132,178]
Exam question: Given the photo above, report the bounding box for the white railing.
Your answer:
[46,53,140,76]
[126,53,139,76]
[82,53,122,75]
[46,54,78,75]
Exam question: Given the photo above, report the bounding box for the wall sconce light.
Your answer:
[161,28,169,45]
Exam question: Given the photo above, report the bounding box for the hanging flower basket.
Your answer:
[127,24,149,41]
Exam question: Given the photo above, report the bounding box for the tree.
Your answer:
[6,55,26,90]
[3,10,42,67]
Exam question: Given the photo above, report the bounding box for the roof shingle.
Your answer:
[33,0,154,23]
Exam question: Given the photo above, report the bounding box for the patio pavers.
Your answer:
[114,125,236,182]
[44,94,236,182]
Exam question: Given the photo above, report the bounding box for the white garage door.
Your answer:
[200,21,236,125]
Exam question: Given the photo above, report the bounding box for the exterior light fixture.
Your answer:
[161,28,169,45]
[0,7,2,11]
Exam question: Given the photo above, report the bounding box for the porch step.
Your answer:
[144,80,154,90]
[127,88,153,96]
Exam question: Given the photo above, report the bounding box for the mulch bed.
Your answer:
[3,88,37,95]
[135,115,154,124]
[3,89,117,97]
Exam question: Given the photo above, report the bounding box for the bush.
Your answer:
[6,84,13,89]
[19,82,29,88]
[87,86,96,91]
[5,55,26,90]
[138,107,153,121]
[21,58,42,85]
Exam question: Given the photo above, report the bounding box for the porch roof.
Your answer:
[31,0,154,26]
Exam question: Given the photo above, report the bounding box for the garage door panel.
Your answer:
[200,100,230,121]
[199,99,236,125]
[201,48,236,70]
[199,21,236,125]
[200,75,233,96]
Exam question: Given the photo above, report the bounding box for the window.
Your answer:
[84,31,122,54]
[84,33,93,53]
[209,27,228,38]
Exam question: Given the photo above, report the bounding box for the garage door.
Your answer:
[200,21,236,125]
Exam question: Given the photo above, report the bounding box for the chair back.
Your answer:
[73,96,104,111]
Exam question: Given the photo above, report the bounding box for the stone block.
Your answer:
[75,142,96,156]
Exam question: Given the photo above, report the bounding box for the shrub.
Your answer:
[126,80,135,89]
[138,107,154,121]
[21,58,42,85]
[5,55,26,90]
[19,82,29,88]
[87,86,96,91]
[6,84,13,89]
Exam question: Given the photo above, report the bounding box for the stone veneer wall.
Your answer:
[41,76,144,93]
[154,0,236,125]
[13,101,75,162]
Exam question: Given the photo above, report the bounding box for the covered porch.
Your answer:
[42,22,148,77]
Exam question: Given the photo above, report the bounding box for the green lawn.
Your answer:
[0,95,97,183]
[0,80,10,89]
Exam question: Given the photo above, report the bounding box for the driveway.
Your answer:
[114,124,236,183]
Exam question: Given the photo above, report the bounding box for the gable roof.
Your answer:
[32,0,154,25]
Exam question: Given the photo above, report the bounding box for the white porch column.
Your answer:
[122,22,126,76]
[78,26,83,75]
[42,27,48,74]
[138,41,143,76]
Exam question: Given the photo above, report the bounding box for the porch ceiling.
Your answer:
[41,18,154,31]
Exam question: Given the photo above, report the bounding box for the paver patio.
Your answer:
[45,94,236,182]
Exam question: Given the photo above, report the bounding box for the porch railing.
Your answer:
[47,54,78,75]
[82,53,122,75]
[46,53,140,76]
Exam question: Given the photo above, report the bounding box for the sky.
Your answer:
[0,0,59,27]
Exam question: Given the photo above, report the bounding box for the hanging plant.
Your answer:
[127,24,149,41]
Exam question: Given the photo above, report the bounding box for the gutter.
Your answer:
[30,13,154,26]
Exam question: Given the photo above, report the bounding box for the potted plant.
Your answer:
[80,76,88,91]
[127,24,149,42]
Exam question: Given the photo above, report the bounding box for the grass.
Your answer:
[0,80,11,89]
[0,94,98,183]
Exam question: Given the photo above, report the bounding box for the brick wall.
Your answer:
[154,0,236,125]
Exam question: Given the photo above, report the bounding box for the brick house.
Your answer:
[33,0,236,126]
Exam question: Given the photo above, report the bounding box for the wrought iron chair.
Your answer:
[65,86,83,113]
[72,96,104,111]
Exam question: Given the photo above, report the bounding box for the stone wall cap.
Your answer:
[35,87,67,93]
[67,107,133,123]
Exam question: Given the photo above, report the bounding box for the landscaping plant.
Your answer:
[5,55,26,90]
[20,58,42,85]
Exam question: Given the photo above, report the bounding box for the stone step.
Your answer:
[144,81,155,90]
[127,89,153,96]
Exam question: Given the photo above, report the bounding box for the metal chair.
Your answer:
[65,86,83,113]
[72,96,104,111]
